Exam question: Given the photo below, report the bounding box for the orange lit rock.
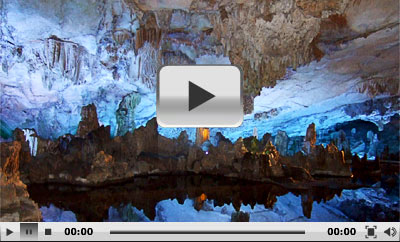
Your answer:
[0,141,41,222]
[0,141,21,179]
[194,193,208,211]
[195,128,210,146]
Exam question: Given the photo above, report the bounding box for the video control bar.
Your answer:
[0,222,398,241]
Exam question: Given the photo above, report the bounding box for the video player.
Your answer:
[0,0,399,241]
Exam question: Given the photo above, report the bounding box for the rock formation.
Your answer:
[0,0,397,142]
[282,123,352,177]
[274,130,289,156]
[303,123,317,154]
[116,92,142,136]
[331,130,351,159]
[351,154,381,180]
[0,141,41,221]
[11,103,354,187]
[76,104,100,137]
[231,211,250,222]
[195,128,210,146]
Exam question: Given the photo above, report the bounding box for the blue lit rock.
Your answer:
[150,184,399,222]
[274,130,289,156]
[116,92,141,136]
[0,120,13,140]
[105,204,150,222]
[40,204,77,222]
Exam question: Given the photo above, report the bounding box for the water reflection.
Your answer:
[28,175,352,221]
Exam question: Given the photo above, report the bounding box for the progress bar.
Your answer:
[110,230,306,235]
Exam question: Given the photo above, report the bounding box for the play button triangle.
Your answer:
[188,81,215,111]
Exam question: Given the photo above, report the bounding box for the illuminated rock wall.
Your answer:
[0,0,398,157]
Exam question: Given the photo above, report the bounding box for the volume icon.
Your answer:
[384,227,397,237]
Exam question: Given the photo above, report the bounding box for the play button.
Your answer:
[6,228,13,236]
[157,65,243,127]
[188,81,215,111]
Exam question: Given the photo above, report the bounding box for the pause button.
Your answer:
[20,223,38,241]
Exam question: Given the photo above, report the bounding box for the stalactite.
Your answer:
[40,37,85,89]
[137,42,160,90]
